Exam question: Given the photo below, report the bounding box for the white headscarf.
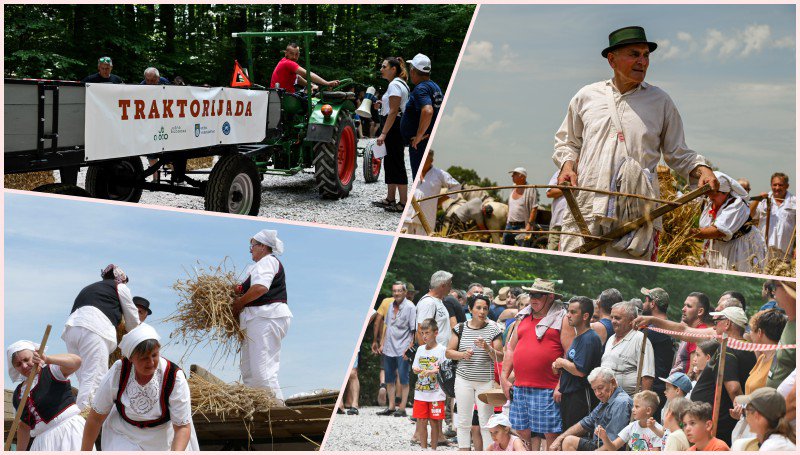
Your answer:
[118,323,160,359]
[253,229,284,256]
[714,171,749,202]
[6,340,40,383]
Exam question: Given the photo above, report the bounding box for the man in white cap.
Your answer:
[400,53,444,180]
[232,229,293,401]
[504,167,539,246]
[403,150,461,236]
[554,26,718,260]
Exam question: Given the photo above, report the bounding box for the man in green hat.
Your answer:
[554,26,719,261]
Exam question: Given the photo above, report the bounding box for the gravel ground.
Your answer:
[324,406,458,451]
[63,138,408,231]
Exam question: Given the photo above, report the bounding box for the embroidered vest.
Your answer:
[114,358,180,428]
[70,279,124,326]
[13,365,75,428]
[242,259,288,307]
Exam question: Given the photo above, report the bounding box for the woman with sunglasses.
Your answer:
[232,229,293,402]
[733,387,796,451]
[447,294,504,450]
[371,57,410,213]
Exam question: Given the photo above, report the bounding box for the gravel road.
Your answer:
[324,406,458,451]
[66,138,408,231]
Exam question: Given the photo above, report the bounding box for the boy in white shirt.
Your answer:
[596,390,663,451]
[654,396,691,450]
[412,318,447,449]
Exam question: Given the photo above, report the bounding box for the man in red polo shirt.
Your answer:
[270,43,339,93]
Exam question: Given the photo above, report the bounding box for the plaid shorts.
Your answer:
[509,386,562,433]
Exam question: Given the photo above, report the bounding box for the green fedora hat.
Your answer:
[602,26,658,57]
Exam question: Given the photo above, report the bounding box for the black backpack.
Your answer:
[437,323,465,398]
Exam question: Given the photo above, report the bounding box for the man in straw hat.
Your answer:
[554,26,718,260]
[767,280,795,388]
[501,278,574,450]
[232,229,293,402]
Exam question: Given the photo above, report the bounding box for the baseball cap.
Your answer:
[508,167,528,177]
[709,306,748,329]
[641,287,669,307]
[483,413,512,429]
[735,387,786,422]
[409,53,431,73]
[658,372,692,395]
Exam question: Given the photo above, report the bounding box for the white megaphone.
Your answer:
[356,86,376,118]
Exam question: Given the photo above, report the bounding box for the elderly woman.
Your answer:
[7,341,83,451]
[693,172,766,272]
[62,264,140,411]
[232,229,293,401]
[447,294,504,450]
[485,413,526,451]
[82,323,198,450]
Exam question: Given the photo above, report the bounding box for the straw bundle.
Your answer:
[751,256,796,278]
[655,166,703,266]
[189,374,279,442]
[4,171,55,191]
[166,262,244,360]
[186,157,214,171]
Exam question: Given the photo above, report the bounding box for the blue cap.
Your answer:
[659,372,692,395]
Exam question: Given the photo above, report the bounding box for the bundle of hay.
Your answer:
[186,157,214,171]
[751,256,796,278]
[656,166,703,266]
[189,374,279,441]
[166,262,244,360]
[4,171,55,191]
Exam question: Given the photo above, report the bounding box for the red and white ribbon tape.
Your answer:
[646,326,797,351]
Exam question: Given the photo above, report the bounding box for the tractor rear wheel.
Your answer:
[33,183,91,197]
[204,153,261,216]
[313,114,356,199]
[362,142,381,183]
[85,157,144,202]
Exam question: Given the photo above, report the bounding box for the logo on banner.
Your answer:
[195,124,201,137]
[170,125,187,135]
[194,124,216,136]
[222,121,231,136]
[154,126,169,141]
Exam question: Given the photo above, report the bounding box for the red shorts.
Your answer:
[412,399,445,420]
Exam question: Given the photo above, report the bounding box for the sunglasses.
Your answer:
[713,317,728,324]
[98,57,112,64]
[530,292,550,299]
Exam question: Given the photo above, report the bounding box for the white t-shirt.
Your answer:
[416,295,452,346]
[548,171,567,228]
[413,344,447,402]
[617,420,663,451]
[759,434,797,451]
[380,78,409,116]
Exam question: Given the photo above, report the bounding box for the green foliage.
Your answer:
[4,4,473,91]
[447,165,502,200]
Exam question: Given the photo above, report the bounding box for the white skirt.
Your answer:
[30,414,86,451]
[705,229,767,272]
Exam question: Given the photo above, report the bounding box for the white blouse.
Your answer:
[241,254,293,322]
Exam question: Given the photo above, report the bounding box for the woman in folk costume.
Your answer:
[81,323,198,451]
[7,341,85,451]
[62,264,140,411]
[693,171,767,272]
[232,229,293,402]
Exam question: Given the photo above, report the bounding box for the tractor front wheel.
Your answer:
[204,153,261,216]
[313,114,356,199]
[85,157,144,203]
[362,141,381,183]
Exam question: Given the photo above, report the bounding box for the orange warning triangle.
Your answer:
[230,60,251,88]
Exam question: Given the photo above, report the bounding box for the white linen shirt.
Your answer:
[241,254,293,322]
[408,167,461,234]
[553,80,709,227]
[63,282,139,352]
[601,329,655,396]
[756,191,796,253]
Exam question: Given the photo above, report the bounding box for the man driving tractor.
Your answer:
[270,42,339,93]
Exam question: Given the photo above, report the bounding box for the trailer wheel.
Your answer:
[204,153,261,216]
[33,183,91,197]
[313,114,356,199]
[362,142,381,183]
[85,157,144,203]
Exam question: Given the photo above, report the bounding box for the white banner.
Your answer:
[85,84,268,161]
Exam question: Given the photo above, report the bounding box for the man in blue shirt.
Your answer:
[400,53,444,180]
[550,366,632,451]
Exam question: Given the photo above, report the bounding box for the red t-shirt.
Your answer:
[513,316,563,388]
[685,322,709,372]
[270,58,300,93]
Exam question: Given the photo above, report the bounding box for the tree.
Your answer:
[446,165,502,200]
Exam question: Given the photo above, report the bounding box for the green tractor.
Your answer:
[233,30,358,200]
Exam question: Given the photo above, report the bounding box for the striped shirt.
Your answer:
[454,321,502,382]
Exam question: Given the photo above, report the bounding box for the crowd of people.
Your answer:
[345,271,795,451]
[7,229,289,450]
